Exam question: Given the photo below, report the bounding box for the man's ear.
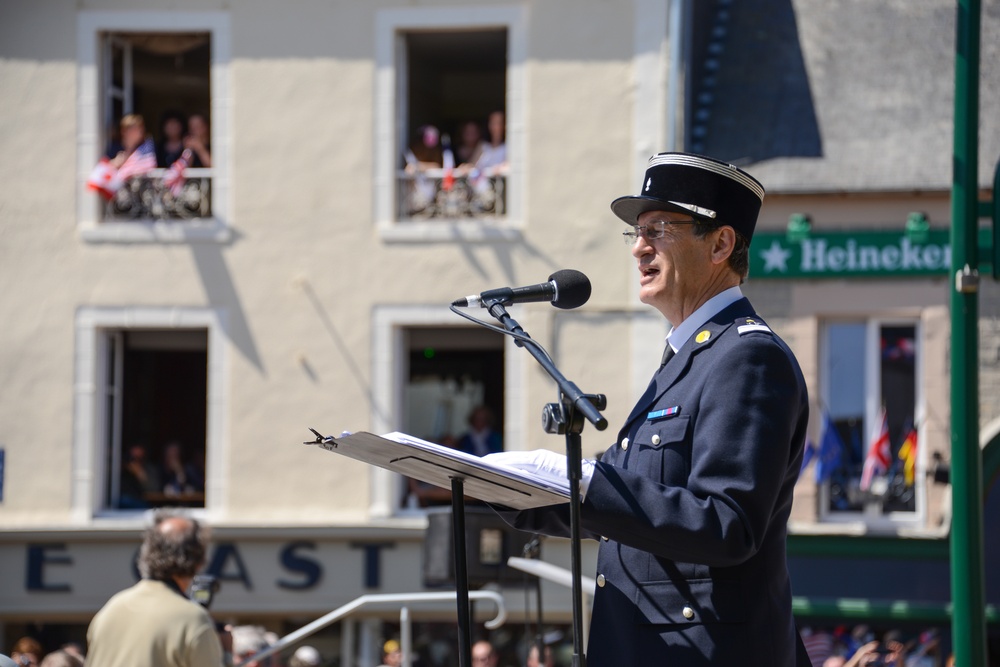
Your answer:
[709,226,736,266]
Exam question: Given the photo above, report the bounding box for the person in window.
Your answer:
[156,110,187,167]
[402,124,445,214]
[455,119,486,167]
[474,110,507,174]
[161,441,204,497]
[105,114,149,168]
[485,153,811,666]
[457,405,503,457]
[408,434,459,507]
[183,113,212,168]
[120,443,162,509]
[405,124,444,169]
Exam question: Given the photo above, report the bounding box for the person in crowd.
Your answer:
[471,641,498,667]
[157,110,187,167]
[377,639,401,667]
[457,405,503,457]
[120,443,161,509]
[184,113,212,168]
[10,638,42,667]
[57,645,83,663]
[525,643,553,667]
[801,626,835,667]
[230,625,271,667]
[485,152,810,665]
[162,441,204,496]
[38,652,82,667]
[85,510,222,667]
[288,645,320,667]
[455,120,486,166]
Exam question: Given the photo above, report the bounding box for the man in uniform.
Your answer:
[487,152,810,666]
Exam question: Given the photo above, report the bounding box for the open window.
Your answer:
[374,6,525,239]
[819,319,923,525]
[102,329,208,510]
[96,31,213,222]
[397,29,508,222]
[78,12,230,242]
[400,326,505,510]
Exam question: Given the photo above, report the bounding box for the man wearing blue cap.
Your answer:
[487,153,810,666]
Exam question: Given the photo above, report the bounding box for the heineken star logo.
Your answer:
[760,240,792,273]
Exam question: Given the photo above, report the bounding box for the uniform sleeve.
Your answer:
[580,335,805,567]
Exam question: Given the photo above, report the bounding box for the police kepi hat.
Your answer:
[611,152,766,241]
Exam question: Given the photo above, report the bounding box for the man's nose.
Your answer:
[631,233,653,258]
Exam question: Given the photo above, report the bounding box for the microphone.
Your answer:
[452,269,592,310]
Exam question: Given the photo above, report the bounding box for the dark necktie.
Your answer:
[660,344,675,367]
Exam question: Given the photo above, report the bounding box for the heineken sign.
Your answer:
[749,230,953,279]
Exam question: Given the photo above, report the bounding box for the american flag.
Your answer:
[860,408,891,491]
[163,148,192,196]
[117,138,157,182]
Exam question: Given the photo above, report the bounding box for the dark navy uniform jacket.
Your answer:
[503,298,810,666]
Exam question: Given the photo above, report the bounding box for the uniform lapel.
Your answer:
[622,299,756,428]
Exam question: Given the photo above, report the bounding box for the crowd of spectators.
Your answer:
[119,440,206,509]
[405,110,506,176]
[106,111,212,169]
[801,625,949,667]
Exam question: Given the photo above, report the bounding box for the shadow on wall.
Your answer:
[690,0,822,164]
[190,239,264,374]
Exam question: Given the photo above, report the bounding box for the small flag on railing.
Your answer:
[86,157,123,200]
[442,145,455,192]
[815,412,845,483]
[897,427,918,486]
[116,138,157,183]
[163,148,193,196]
[860,408,891,491]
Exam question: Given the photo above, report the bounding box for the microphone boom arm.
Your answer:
[486,301,608,431]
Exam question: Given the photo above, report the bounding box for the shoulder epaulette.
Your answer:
[736,316,772,336]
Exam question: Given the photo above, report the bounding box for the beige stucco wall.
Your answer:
[0,0,646,529]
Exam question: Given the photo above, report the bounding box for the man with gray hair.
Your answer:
[86,510,223,667]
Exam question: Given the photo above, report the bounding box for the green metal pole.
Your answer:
[950,0,987,664]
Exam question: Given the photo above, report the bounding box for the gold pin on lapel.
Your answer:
[696,330,711,344]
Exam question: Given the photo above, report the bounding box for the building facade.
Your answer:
[1,0,998,663]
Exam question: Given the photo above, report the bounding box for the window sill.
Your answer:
[377,219,523,244]
[78,218,232,244]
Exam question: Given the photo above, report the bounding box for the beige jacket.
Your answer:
[86,579,222,667]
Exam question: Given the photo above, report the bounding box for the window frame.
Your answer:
[373,6,526,242]
[76,11,232,244]
[817,316,926,530]
[73,306,230,522]
[371,305,525,518]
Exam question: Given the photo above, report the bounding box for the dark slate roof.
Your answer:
[692,0,1000,193]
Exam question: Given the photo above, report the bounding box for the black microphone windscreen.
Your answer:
[549,269,591,309]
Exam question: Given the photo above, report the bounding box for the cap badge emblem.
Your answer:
[645,177,652,192]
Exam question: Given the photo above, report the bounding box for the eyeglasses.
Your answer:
[622,219,698,246]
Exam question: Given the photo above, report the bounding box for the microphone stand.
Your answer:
[486,301,606,667]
